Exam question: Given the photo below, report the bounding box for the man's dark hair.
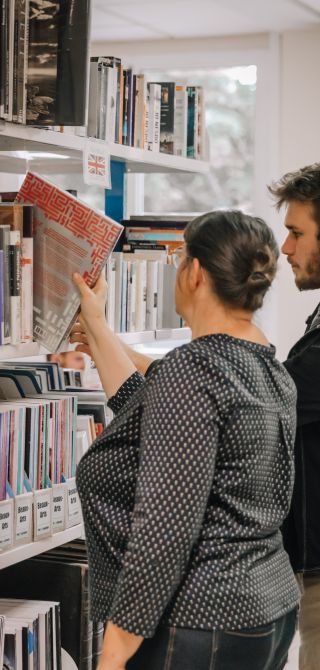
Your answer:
[268,163,320,229]
[184,210,278,312]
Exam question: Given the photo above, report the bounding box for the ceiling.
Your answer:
[91,0,320,42]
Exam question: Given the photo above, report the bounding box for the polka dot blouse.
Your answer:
[76,334,300,638]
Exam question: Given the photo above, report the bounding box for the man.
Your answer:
[269,163,320,670]
[47,350,86,370]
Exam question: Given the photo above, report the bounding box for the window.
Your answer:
[144,66,257,215]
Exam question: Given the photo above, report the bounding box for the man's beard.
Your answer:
[295,250,320,290]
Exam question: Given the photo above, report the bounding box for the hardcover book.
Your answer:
[16,172,123,352]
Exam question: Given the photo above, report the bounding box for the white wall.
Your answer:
[276,27,320,359]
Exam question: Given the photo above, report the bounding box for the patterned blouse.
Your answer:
[76,334,300,637]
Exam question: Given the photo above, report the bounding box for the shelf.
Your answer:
[156,327,191,340]
[0,524,84,570]
[117,330,155,345]
[0,342,40,360]
[0,121,210,175]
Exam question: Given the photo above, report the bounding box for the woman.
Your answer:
[74,210,300,670]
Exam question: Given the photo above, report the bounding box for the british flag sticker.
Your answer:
[83,139,112,188]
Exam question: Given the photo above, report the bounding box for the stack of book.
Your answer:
[1,597,61,670]
[0,540,104,669]
[106,215,193,332]
[0,0,90,126]
[88,58,206,159]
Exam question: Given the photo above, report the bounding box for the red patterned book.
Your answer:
[16,172,123,352]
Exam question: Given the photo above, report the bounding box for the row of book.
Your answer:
[0,540,104,669]
[0,361,109,549]
[1,597,61,670]
[0,0,90,126]
[106,214,191,332]
[88,57,206,159]
[0,202,33,346]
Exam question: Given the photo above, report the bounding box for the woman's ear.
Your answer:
[188,257,203,291]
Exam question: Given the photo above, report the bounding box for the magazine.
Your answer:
[16,172,123,351]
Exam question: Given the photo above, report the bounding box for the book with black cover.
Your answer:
[27,0,90,126]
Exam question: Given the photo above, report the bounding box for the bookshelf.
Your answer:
[0,342,40,359]
[0,121,210,175]
[0,524,83,570]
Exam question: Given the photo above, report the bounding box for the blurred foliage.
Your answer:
[144,67,256,215]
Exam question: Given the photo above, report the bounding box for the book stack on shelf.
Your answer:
[88,58,206,159]
[0,0,90,127]
[106,214,192,333]
[0,539,104,669]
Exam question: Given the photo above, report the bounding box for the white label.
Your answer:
[0,502,13,548]
[52,489,66,531]
[67,479,81,523]
[83,139,112,188]
[35,491,52,537]
[15,499,32,540]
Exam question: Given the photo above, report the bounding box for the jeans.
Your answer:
[127,608,298,670]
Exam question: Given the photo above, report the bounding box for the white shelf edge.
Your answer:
[0,342,40,360]
[0,523,83,570]
[117,330,155,345]
[156,327,191,340]
[0,121,210,174]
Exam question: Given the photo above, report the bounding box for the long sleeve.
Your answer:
[107,371,145,414]
[109,346,219,637]
[283,343,320,426]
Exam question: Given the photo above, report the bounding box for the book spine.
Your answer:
[135,260,147,332]
[158,82,175,155]
[0,0,7,118]
[0,249,4,344]
[26,0,59,125]
[87,60,99,138]
[98,58,108,140]
[5,0,14,121]
[105,63,117,143]
[174,84,188,157]
[148,83,161,152]
[0,226,11,344]
[12,0,27,123]
[146,260,158,331]
[8,230,21,345]
[21,235,33,342]
[126,69,134,147]
[187,86,197,158]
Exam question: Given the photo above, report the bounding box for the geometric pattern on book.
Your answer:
[17,172,120,283]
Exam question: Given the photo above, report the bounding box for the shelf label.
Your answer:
[52,484,67,532]
[15,493,33,543]
[67,478,81,526]
[0,500,13,549]
[34,489,52,539]
[83,139,112,188]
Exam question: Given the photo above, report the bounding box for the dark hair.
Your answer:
[184,210,278,311]
[268,163,320,229]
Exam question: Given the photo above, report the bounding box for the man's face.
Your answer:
[282,201,320,290]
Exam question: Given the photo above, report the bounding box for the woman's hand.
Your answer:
[69,320,92,357]
[96,622,143,670]
[73,272,107,335]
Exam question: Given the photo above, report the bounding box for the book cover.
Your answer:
[27,0,90,126]
[21,205,33,343]
[156,82,175,155]
[8,230,21,345]
[16,172,123,352]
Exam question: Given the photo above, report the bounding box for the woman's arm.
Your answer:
[108,347,219,640]
[72,272,139,398]
[70,319,155,377]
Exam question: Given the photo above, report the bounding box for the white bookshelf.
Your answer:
[0,524,84,570]
[0,121,210,175]
[0,342,40,360]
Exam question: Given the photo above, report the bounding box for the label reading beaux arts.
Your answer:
[0,501,13,547]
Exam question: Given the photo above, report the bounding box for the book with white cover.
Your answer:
[106,256,116,331]
[112,252,123,333]
[174,84,188,157]
[156,262,164,330]
[134,259,147,332]
[146,261,158,331]
[147,83,161,152]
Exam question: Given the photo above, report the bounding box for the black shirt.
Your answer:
[76,334,300,637]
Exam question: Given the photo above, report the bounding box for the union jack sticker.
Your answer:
[83,140,112,188]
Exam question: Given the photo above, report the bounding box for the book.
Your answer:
[8,230,21,345]
[27,0,90,126]
[21,205,33,343]
[174,84,188,157]
[157,82,176,154]
[16,172,123,352]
